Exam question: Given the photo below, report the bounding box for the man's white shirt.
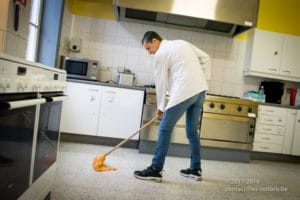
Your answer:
[153,39,210,112]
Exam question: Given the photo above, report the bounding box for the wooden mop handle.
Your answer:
[105,116,158,156]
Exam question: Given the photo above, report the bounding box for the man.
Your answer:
[134,31,210,182]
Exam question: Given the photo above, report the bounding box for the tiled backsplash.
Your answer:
[59,7,298,98]
[3,0,31,59]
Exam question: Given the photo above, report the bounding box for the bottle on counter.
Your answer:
[258,85,265,103]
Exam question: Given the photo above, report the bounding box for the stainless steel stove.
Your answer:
[200,94,258,150]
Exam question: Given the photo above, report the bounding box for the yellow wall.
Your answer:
[257,0,300,36]
[65,0,115,20]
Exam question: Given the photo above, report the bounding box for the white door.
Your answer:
[280,34,300,78]
[250,29,283,74]
[61,82,102,135]
[98,87,144,140]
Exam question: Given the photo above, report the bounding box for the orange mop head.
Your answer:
[92,154,116,172]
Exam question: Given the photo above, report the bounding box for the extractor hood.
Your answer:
[113,0,259,37]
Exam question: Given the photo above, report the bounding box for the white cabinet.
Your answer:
[244,29,283,74]
[97,86,144,140]
[61,82,102,135]
[281,34,300,78]
[244,29,300,82]
[61,82,145,140]
[253,105,298,154]
[292,110,300,156]
[283,109,296,154]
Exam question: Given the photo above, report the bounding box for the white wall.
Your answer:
[59,7,300,98]
[3,0,31,58]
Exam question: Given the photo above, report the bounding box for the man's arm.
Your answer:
[190,44,211,80]
[154,57,168,113]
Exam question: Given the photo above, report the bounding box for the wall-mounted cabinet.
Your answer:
[244,29,300,82]
[281,34,300,78]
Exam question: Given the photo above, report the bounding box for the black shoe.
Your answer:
[180,168,202,181]
[134,166,162,182]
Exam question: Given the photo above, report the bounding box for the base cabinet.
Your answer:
[253,105,297,155]
[97,86,144,140]
[61,82,102,136]
[292,110,300,156]
[61,81,145,139]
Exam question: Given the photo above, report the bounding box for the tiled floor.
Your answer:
[52,142,300,200]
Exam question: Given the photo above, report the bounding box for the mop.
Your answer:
[93,116,158,172]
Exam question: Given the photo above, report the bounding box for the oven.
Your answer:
[200,95,258,150]
[0,54,66,200]
[0,93,45,200]
[33,92,66,182]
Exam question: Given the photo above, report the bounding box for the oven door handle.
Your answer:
[0,98,46,110]
[45,95,67,102]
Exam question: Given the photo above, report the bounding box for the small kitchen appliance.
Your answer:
[118,72,135,86]
[260,81,284,104]
[61,56,99,80]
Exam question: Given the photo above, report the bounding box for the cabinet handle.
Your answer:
[263,128,272,131]
[298,119,300,123]
[105,91,116,94]
[265,110,274,113]
[261,137,271,140]
[265,119,273,122]
[260,146,269,149]
[268,68,278,71]
[274,51,278,55]
[88,89,99,92]
[282,70,291,73]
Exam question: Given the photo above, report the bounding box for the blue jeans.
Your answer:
[151,91,205,171]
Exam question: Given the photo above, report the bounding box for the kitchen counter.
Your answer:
[259,102,300,109]
[67,78,145,91]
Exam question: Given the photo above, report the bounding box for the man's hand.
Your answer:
[157,109,163,120]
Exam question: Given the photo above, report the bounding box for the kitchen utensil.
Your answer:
[92,116,158,172]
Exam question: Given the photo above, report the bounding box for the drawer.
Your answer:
[254,133,284,144]
[258,105,287,116]
[253,143,283,154]
[255,123,285,135]
[257,114,286,126]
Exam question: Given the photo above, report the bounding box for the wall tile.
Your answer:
[91,18,105,34]
[60,14,277,94]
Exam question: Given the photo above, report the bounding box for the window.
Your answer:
[26,0,42,62]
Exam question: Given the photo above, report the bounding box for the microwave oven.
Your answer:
[61,56,99,80]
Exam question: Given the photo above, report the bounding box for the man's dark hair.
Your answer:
[142,31,162,44]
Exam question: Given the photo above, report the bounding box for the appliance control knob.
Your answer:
[220,104,225,110]
[237,106,243,112]
[209,103,215,108]
[248,107,253,113]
